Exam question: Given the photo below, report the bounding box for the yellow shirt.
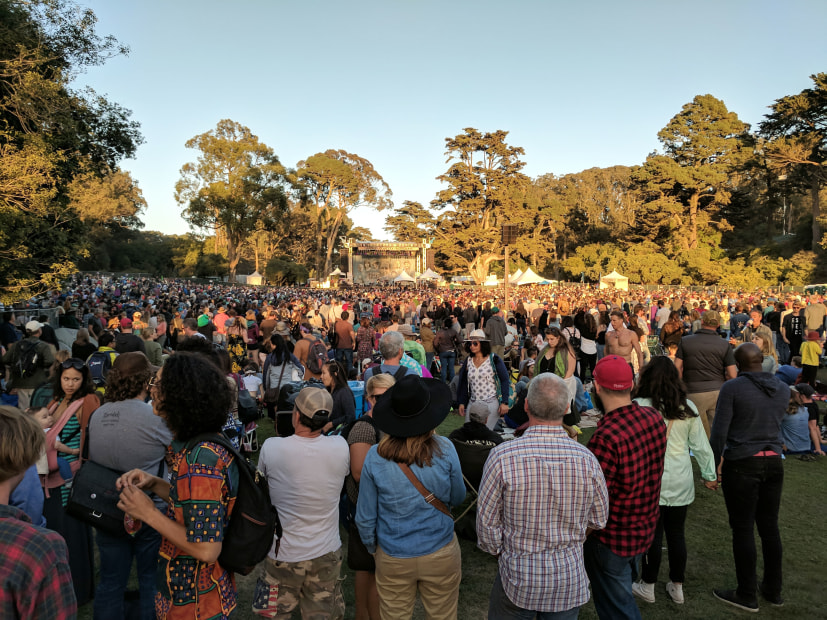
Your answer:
[800,340,822,366]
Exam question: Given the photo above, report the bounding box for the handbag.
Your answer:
[66,460,127,537]
[41,399,85,494]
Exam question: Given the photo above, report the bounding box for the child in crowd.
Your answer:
[799,331,823,387]
[242,362,263,401]
[666,342,679,363]
[29,407,74,480]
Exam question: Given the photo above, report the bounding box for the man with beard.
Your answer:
[585,356,667,619]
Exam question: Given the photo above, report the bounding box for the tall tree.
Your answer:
[296,149,392,277]
[384,200,435,242]
[633,95,749,252]
[760,73,827,252]
[431,128,529,283]
[175,119,289,281]
[0,0,142,302]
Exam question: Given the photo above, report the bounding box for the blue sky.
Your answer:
[75,0,827,240]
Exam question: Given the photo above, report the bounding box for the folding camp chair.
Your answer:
[241,421,259,452]
[450,438,494,524]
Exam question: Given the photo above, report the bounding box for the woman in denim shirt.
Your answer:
[356,375,466,620]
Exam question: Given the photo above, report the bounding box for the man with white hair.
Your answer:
[477,373,609,618]
[362,331,420,381]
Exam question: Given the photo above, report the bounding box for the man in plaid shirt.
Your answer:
[0,406,76,619]
[585,356,667,619]
[477,373,609,618]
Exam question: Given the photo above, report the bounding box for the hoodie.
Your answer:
[709,371,790,464]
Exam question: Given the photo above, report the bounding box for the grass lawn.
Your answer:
[80,385,827,619]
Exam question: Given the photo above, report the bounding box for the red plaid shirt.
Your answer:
[587,402,666,557]
[0,504,76,619]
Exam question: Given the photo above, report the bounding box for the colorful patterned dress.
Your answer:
[155,439,239,619]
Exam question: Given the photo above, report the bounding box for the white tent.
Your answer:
[417,268,442,280]
[393,270,416,282]
[508,268,523,282]
[247,270,264,285]
[329,267,344,277]
[483,274,499,286]
[512,267,545,286]
[599,270,629,291]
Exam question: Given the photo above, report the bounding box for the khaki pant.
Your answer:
[16,388,34,410]
[375,535,461,620]
[491,344,505,359]
[688,390,720,438]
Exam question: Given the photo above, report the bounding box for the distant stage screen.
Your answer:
[352,252,418,285]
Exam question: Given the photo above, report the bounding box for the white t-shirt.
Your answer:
[258,433,349,562]
[242,373,262,396]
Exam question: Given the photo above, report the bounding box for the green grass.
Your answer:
[80,398,827,619]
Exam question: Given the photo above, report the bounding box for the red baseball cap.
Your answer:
[593,355,634,391]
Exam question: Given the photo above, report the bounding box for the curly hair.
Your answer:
[105,352,153,403]
[153,352,232,441]
[632,356,695,420]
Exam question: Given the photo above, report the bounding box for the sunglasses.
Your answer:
[469,341,481,346]
[60,358,86,370]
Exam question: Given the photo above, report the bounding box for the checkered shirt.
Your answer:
[477,425,609,612]
[587,402,667,557]
[0,504,76,619]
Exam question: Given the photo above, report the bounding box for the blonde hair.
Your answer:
[365,373,396,399]
[750,332,778,361]
[0,406,45,482]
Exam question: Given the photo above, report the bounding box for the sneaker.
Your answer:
[666,581,684,604]
[758,583,784,607]
[632,581,655,603]
[713,588,758,613]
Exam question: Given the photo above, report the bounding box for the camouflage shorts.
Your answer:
[252,547,345,619]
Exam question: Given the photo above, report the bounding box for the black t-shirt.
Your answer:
[676,329,736,393]
[783,313,803,339]
[806,401,820,424]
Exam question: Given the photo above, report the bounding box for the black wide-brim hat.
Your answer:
[372,375,452,438]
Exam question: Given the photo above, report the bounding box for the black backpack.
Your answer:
[305,338,328,375]
[563,328,581,352]
[16,339,40,378]
[87,350,116,387]
[185,433,281,575]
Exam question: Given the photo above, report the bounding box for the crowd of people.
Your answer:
[0,273,825,619]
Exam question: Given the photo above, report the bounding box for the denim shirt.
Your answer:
[356,434,465,557]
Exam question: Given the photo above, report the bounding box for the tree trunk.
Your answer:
[314,212,324,278]
[688,192,699,249]
[811,178,822,252]
[324,209,346,277]
[227,234,240,282]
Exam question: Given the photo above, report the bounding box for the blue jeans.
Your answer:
[425,352,435,373]
[439,351,456,383]
[336,347,354,370]
[94,526,162,620]
[721,456,784,601]
[488,570,580,619]
[583,537,642,620]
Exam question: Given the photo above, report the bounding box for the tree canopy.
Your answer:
[0,0,143,303]
[175,119,289,282]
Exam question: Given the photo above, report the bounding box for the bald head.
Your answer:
[735,342,764,372]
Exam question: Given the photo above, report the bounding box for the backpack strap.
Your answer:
[393,365,408,382]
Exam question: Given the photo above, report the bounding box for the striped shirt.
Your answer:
[477,425,609,612]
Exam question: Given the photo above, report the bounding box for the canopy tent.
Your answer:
[512,267,545,286]
[393,270,416,282]
[329,267,345,277]
[599,270,629,291]
[417,268,443,280]
[508,268,523,282]
[483,274,500,286]
[247,270,264,285]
